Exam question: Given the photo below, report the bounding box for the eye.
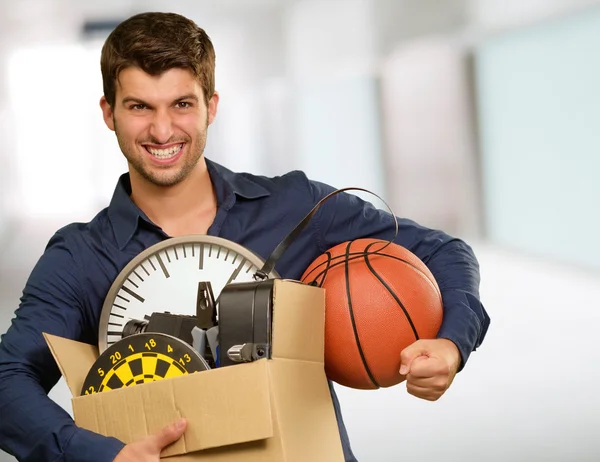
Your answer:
[130,104,147,111]
[176,101,192,109]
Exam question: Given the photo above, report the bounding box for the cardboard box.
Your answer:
[44,280,345,461]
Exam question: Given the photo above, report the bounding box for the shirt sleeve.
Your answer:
[0,231,126,461]
[307,179,490,370]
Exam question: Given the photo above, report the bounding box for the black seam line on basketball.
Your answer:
[361,252,442,303]
[301,243,389,283]
[304,251,381,285]
[344,241,380,389]
[304,248,441,304]
[302,251,364,284]
[363,242,420,342]
[315,251,334,287]
[301,240,389,281]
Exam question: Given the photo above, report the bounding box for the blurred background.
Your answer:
[1,0,599,461]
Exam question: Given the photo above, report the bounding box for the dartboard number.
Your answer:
[81,332,210,396]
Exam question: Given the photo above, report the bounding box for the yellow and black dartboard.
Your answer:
[81,332,209,396]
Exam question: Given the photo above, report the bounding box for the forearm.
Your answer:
[415,238,490,370]
[0,368,125,462]
[370,214,490,367]
[307,180,490,368]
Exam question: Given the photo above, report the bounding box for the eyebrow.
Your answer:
[121,94,199,106]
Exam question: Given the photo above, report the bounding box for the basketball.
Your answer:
[300,238,443,390]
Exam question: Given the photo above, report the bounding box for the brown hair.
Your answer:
[100,12,216,107]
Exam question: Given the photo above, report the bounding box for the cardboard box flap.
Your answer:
[269,360,345,461]
[72,359,273,457]
[271,280,325,363]
[43,333,99,397]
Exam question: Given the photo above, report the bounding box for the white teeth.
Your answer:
[146,144,182,158]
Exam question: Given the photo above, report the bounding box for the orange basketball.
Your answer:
[301,238,443,390]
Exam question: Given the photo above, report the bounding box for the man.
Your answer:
[0,11,490,462]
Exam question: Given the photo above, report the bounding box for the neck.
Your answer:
[129,158,217,236]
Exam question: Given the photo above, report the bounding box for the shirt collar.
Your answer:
[205,158,271,200]
[108,157,271,249]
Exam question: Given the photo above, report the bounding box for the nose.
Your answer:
[149,108,174,144]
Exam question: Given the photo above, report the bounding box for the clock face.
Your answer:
[98,235,277,353]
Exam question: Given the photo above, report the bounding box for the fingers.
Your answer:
[408,354,449,379]
[399,340,430,375]
[406,381,446,401]
[149,418,187,452]
[405,356,453,401]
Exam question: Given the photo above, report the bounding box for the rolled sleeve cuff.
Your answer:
[65,427,125,462]
[436,289,490,372]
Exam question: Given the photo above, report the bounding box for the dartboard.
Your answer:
[81,332,209,396]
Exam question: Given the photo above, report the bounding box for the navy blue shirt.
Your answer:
[0,159,489,461]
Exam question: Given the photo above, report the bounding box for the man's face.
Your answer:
[100,67,218,187]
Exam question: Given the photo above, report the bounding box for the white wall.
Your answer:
[474,5,600,271]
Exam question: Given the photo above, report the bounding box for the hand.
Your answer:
[114,418,187,461]
[399,339,461,401]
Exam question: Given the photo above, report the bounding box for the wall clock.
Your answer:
[97,235,279,353]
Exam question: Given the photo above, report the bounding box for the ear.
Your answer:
[100,96,115,131]
[207,91,219,126]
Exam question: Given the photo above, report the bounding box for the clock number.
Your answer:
[97,367,105,377]
[110,352,122,364]
[145,339,157,350]
[128,344,134,352]
[84,386,95,395]
[167,345,173,353]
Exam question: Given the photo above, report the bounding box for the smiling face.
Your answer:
[100,67,219,188]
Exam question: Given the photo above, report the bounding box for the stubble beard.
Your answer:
[114,118,208,188]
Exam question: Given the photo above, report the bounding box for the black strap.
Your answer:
[253,187,399,280]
